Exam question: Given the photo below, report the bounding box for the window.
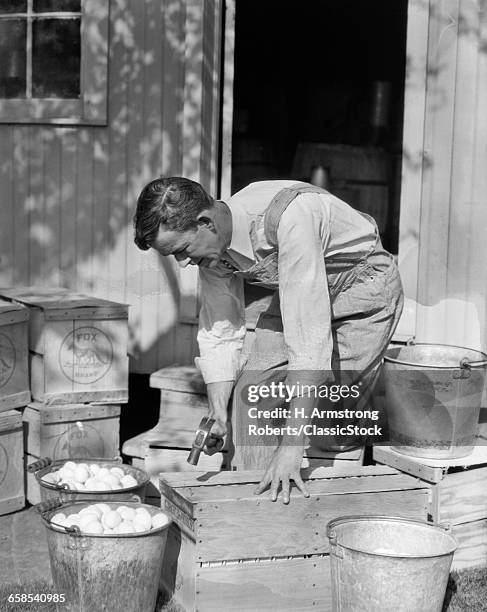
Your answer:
[0,0,108,124]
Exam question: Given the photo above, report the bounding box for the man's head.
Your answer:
[133,177,231,268]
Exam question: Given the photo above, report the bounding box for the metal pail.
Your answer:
[28,457,149,503]
[383,343,487,458]
[327,516,457,612]
[40,499,170,612]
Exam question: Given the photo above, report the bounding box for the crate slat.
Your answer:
[196,556,332,612]
[0,410,24,515]
[0,299,30,413]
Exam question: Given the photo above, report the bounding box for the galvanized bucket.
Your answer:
[28,457,149,503]
[39,499,170,612]
[327,516,457,612]
[383,343,487,458]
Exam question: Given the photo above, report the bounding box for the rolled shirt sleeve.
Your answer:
[195,264,246,383]
[277,193,333,385]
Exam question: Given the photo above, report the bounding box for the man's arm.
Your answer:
[255,194,332,502]
[196,264,246,439]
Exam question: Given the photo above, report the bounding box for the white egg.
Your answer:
[151,513,170,530]
[92,503,111,515]
[117,506,136,521]
[58,468,74,481]
[73,465,90,484]
[102,510,122,529]
[97,468,111,480]
[120,475,138,489]
[133,514,152,532]
[110,467,125,479]
[50,471,62,483]
[89,464,101,475]
[116,521,134,534]
[84,477,98,490]
[83,520,103,535]
[65,514,81,527]
[103,527,115,535]
[91,480,109,491]
[63,461,77,471]
[51,512,66,525]
[135,507,151,520]
[41,473,57,485]
[79,513,100,530]
[101,475,121,489]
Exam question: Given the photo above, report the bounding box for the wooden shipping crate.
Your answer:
[123,366,364,504]
[0,299,30,413]
[23,401,120,504]
[0,287,129,405]
[0,410,25,515]
[374,445,487,569]
[159,466,430,611]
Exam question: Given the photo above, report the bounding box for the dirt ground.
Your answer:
[0,506,51,585]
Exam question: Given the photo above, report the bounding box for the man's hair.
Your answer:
[133,177,213,250]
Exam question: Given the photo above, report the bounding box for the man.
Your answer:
[133,177,403,503]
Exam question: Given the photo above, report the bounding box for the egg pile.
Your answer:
[50,503,170,535]
[41,461,139,491]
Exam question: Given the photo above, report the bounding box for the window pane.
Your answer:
[32,18,80,98]
[0,1,27,13]
[33,0,80,12]
[0,19,26,98]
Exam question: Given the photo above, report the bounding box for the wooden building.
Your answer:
[0,0,486,374]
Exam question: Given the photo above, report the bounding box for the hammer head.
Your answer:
[187,416,215,465]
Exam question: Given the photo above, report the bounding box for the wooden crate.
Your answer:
[23,401,120,504]
[0,410,25,515]
[123,366,364,504]
[159,466,430,611]
[0,287,129,405]
[0,299,30,413]
[374,445,487,569]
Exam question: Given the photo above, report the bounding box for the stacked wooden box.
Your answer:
[0,287,128,506]
[374,445,487,569]
[0,299,30,514]
[159,466,430,611]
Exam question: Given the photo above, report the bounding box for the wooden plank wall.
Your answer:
[400,0,487,352]
[0,0,223,374]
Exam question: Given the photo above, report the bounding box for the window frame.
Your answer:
[0,0,109,125]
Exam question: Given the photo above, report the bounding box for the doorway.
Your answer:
[230,0,408,254]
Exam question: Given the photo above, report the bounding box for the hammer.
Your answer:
[187,416,218,466]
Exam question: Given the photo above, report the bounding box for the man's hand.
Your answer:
[203,417,227,456]
[254,445,310,504]
[204,381,233,456]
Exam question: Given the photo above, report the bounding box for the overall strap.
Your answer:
[264,182,330,247]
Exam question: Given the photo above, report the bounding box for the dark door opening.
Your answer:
[231,0,408,254]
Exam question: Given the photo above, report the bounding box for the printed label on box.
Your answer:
[53,422,106,459]
[0,333,15,388]
[59,326,113,384]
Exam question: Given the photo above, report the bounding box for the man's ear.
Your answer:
[196,209,216,231]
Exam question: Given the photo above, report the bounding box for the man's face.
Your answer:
[151,224,223,268]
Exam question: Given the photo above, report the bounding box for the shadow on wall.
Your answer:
[0,0,213,372]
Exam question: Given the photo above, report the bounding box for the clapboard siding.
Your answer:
[0,0,223,373]
[399,0,487,353]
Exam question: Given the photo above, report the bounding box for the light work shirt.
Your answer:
[194,180,376,384]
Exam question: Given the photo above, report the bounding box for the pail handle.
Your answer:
[27,457,52,473]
